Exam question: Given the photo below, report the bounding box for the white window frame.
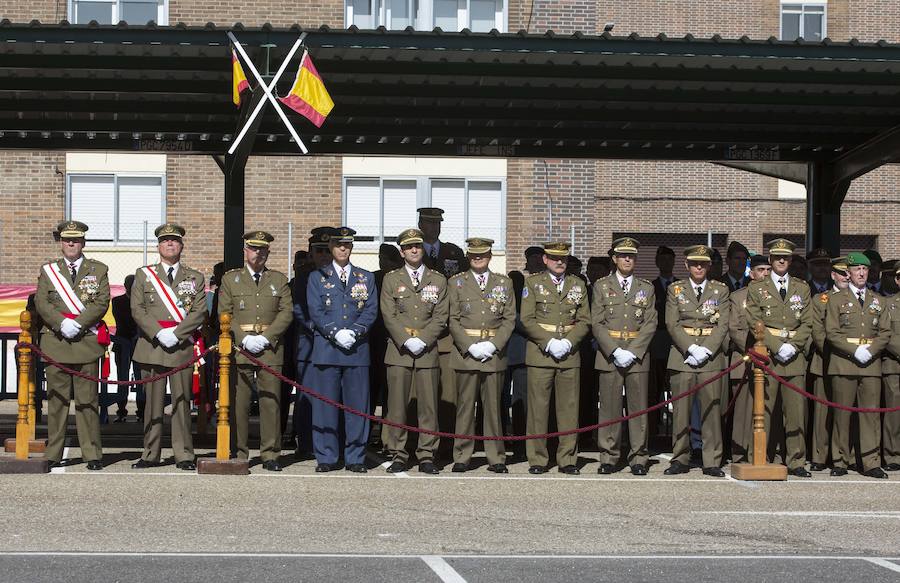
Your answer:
[68,0,168,25]
[345,0,507,32]
[342,175,506,249]
[66,172,166,247]
[779,1,827,41]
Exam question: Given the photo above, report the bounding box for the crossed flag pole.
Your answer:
[227,31,309,155]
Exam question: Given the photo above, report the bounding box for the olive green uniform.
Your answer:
[34,257,110,463]
[666,279,730,468]
[218,266,293,462]
[380,266,449,464]
[591,274,657,466]
[448,270,515,466]
[884,295,900,467]
[520,272,590,468]
[809,290,837,466]
[744,275,812,471]
[727,286,753,463]
[825,287,891,472]
[130,264,207,463]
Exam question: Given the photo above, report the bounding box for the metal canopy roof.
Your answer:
[2,21,900,162]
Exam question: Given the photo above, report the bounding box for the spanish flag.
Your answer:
[279,51,334,128]
[232,49,250,107]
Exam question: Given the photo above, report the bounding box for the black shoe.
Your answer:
[86,460,103,471]
[386,461,407,473]
[558,465,580,475]
[262,460,282,472]
[789,467,811,478]
[315,462,340,473]
[345,463,367,473]
[597,463,615,475]
[702,467,725,477]
[664,461,689,475]
[830,467,848,477]
[176,460,196,471]
[487,463,508,474]
[47,460,62,469]
[630,464,647,476]
[131,459,158,469]
[528,465,546,475]
[809,462,827,472]
[884,463,900,472]
[113,414,127,424]
[864,467,888,479]
[451,462,468,473]
[294,449,314,461]
[418,462,439,475]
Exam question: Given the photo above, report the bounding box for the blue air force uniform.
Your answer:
[307,260,378,466]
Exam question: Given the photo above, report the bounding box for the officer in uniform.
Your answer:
[663,245,730,477]
[719,241,750,292]
[884,263,900,472]
[825,252,890,478]
[418,207,466,457]
[35,220,109,470]
[292,226,335,458]
[129,224,205,470]
[807,248,834,294]
[808,256,849,471]
[448,238,515,473]
[381,228,449,474]
[591,237,657,475]
[218,231,293,471]
[520,242,590,475]
[745,238,813,477]
[727,254,771,463]
[306,227,377,473]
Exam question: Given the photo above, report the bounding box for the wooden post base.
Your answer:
[0,457,50,474]
[197,458,249,475]
[4,438,47,453]
[731,462,788,481]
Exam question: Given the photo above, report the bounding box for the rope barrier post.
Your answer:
[197,313,248,475]
[0,311,48,473]
[731,321,787,481]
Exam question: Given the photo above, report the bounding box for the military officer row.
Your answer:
[34,220,900,479]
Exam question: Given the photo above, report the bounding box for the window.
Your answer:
[69,0,167,25]
[67,174,165,245]
[343,175,505,249]
[345,0,506,32]
[781,2,826,41]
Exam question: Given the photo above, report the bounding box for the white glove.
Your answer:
[241,335,266,354]
[404,337,427,355]
[334,329,356,350]
[545,338,560,355]
[776,343,797,363]
[479,342,497,357]
[257,335,271,349]
[684,355,701,367]
[467,343,486,360]
[855,345,873,365]
[687,344,710,364]
[546,339,568,360]
[59,318,81,339]
[559,339,573,356]
[613,348,636,368]
[155,328,179,349]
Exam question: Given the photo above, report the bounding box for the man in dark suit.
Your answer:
[719,241,750,292]
[306,228,378,473]
[649,246,678,439]
[806,248,833,294]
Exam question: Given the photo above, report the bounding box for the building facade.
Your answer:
[0,0,898,286]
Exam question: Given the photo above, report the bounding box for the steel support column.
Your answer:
[806,162,849,256]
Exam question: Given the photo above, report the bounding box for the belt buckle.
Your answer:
[480,329,490,340]
[556,325,564,335]
[779,328,789,339]
[253,323,264,334]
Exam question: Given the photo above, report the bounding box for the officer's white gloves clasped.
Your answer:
[155,328,179,349]
[404,337,427,355]
[775,343,797,363]
[242,335,269,354]
[545,338,572,360]
[687,344,712,365]
[334,329,357,350]
[60,318,82,340]
[612,347,637,368]
[854,344,873,365]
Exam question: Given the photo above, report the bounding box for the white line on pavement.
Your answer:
[421,555,467,582]
[866,558,900,574]
[724,473,759,489]
[699,511,900,518]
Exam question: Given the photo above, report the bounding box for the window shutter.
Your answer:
[70,175,115,241]
[118,176,163,242]
[345,178,382,248]
[382,179,418,243]
[431,179,465,246]
[467,180,502,248]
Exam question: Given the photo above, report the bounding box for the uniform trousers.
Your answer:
[384,365,440,464]
[810,374,836,466]
[526,366,579,468]
[730,369,754,464]
[231,363,282,462]
[764,375,807,470]
[292,360,313,453]
[308,364,370,465]
[596,368,649,466]
[138,364,194,463]
[45,362,102,463]
[670,370,723,468]
[832,375,881,471]
[453,370,505,466]
[884,374,900,467]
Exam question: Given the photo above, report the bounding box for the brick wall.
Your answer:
[0,152,66,284]
[0,0,60,23]
[169,0,342,27]
[594,0,779,38]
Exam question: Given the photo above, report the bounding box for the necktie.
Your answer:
[553,276,563,293]
[411,271,420,289]
[69,262,77,283]
[167,266,174,284]
[621,279,629,295]
[340,269,348,286]
[778,278,786,300]
[695,286,702,302]
[858,291,865,307]
[253,273,260,286]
